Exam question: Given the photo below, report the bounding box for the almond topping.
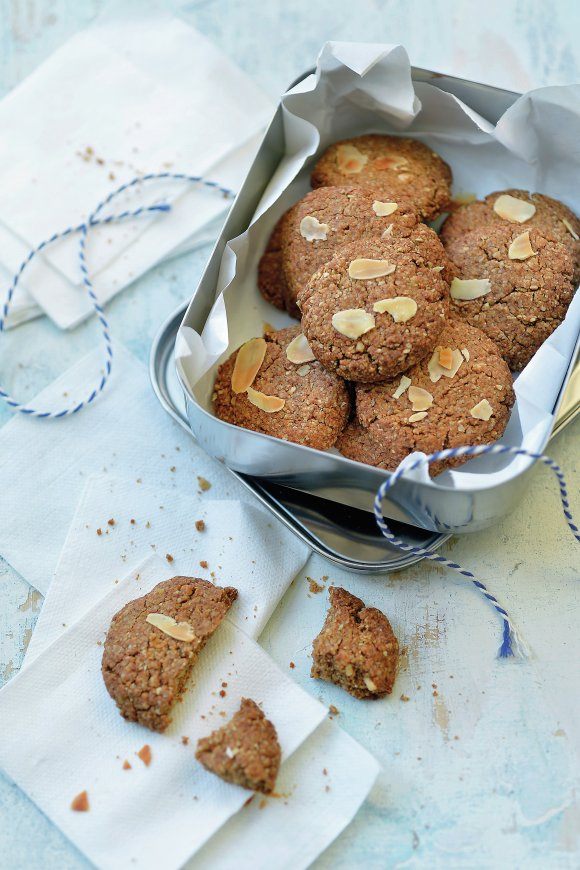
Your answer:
[493,194,536,223]
[392,374,412,399]
[438,347,454,369]
[231,337,267,393]
[146,613,197,642]
[332,309,375,339]
[373,296,417,322]
[562,218,579,241]
[246,387,285,413]
[461,348,470,362]
[374,154,407,170]
[300,215,330,242]
[450,278,492,300]
[336,143,368,174]
[428,347,464,382]
[372,200,398,216]
[286,332,316,364]
[364,676,378,692]
[408,386,433,412]
[432,265,444,272]
[382,225,394,238]
[71,791,89,812]
[470,399,494,421]
[296,364,311,376]
[508,230,536,260]
[348,258,396,280]
[408,411,428,422]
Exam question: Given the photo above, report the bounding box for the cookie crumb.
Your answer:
[122,760,131,770]
[197,476,212,492]
[70,790,89,812]
[289,661,295,669]
[400,694,410,702]
[96,528,102,536]
[137,745,152,766]
[108,518,115,527]
[182,736,190,746]
[165,554,174,564]
[328,704,339,716]
[307,577,324,594]
[130,519,136,525]
[199,560,208,569]
[195,520,206,532]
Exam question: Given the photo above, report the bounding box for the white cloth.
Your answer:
[0,10,272,328]
[0,342,257,594]
[25,475,310,662]
[0,555,333,870]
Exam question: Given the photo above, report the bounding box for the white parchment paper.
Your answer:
[176,42,580,494]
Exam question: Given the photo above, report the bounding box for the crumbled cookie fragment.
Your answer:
[70,790,89,812]
[311,587,399,699]
[102,577,237,732]
[328,704,340,716]
[196,698,281,794]
[195,520,206,532]
[122,760,132,770]
[137,745,152,766]
[197,477,212,492]
[308,577,325,594]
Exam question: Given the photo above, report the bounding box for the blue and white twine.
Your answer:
[374,443,579,658]
[0,172,234,418]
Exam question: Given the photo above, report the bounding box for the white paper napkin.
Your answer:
[25,475,309,663]
[0,11,272,328]
[0,342,257,594]
[0,554,329,870]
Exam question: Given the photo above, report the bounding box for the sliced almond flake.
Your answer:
[348,258,396,280]
[408,385,433,412]
[428,347,464,383]
[470,398,494,421]
[373,296,417,322]
[374,154,407,170]
[296,364,311,376]
[508,230,536,260]
[397,172,414,182]
[493,194,536,223]
[247,387,285,413]
[408,411,428,423]
[231,337,267,394]
[562,218,580,241]
[450,277,492,301]
[336,143,368,174]
[332,309,375,339]
[392,374,412,399]
[382,224,394,238]
[300,215,330,242]
[432,265,444,272]
[364,676,377,692]
[225,746,238,759]
[286,332,316,364]
[146,613,197,642]
[461,347,470,362]
[372,200,398,216]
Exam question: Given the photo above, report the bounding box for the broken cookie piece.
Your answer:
[102,576,237,732]
[311,587,399,699]
[195,698,281,794]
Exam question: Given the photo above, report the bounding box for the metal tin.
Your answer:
[174,65,580,537]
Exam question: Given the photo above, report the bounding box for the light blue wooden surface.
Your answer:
[0,1,579,868]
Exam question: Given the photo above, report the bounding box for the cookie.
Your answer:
[280,186,418,316]
[311,587,399,699]
[257,215,288,311]
[311,134,452,221]
[441,189,580,275]
[350,320,514,475]
[102,577,237,732]
[298,225,451,383]
[196,698,281,794]
[213,325,350,449]
[444,224,575,370]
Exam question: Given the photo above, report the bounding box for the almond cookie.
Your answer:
[102,577,237,732]
[311,134,452,221]
[280,186,418,317]
[257,215,288,311]
[298,225,451,383]
[196,698,281,794]
[444,224,575,370]
[311,587,399,699]
[351,320,514,475]
[213,325,350,449]
[441,189,580,277]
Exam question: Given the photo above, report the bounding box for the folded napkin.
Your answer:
[25,475,309,663]
[0,342,256,594]
[0,10,272,328]
[0,554,378,870]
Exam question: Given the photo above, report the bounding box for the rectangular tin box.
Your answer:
[175,64,580,537]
